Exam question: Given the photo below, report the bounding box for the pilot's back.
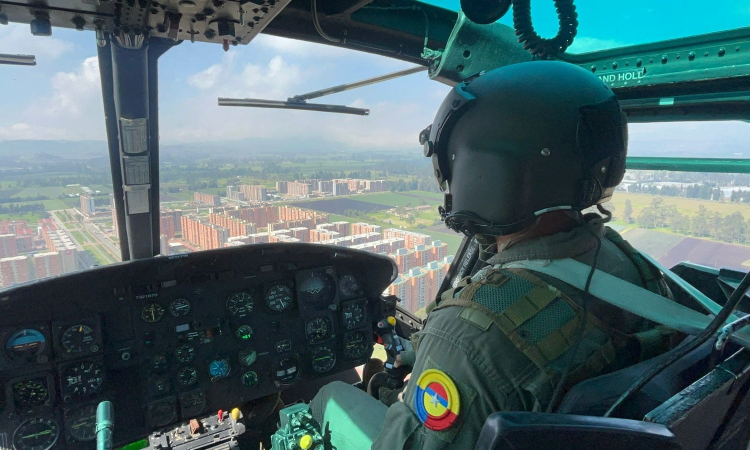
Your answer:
[373,222,672,449]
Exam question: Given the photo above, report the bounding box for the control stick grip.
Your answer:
[96,400,114,450]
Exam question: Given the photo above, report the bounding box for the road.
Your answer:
[49,209,121,262]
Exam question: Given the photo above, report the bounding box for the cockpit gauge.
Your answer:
[62,361,104,398]
[12,417,60,450]
[226,292,254,318]
[305,316,333,344]
[343,331,369,359]
[141,303,165,323]
[238,348,257,367]
[150,355,168,374]
[339,275,362,298]
[209,358,231,381]
[177,366,198,387]
[235,324,254,342]
[241,370,259,388]
[342,301,366,330]
[299,272,335,305]
[12,377,49,409]
[175,344,196,363]
[311,346,336,373]
[273,357,300,385]
[65,404,97,442]
[179,390,206,418]
[5,329,46,360]
[61,324,98,355]
[147,399,177,428]
[169,298,191,317]
[265,284,294,312]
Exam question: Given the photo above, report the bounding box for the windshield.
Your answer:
[2,18,750,315]
[424,0,750,53]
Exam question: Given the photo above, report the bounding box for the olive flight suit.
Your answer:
[310,220,672,450]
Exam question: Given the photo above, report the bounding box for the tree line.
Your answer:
[626,183,724,201]
[623,198,750,244]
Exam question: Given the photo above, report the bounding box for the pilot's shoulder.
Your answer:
[453,266,564,315]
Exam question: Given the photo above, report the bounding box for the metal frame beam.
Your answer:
[97,35,175,260]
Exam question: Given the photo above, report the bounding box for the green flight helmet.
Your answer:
[420,61,628,236]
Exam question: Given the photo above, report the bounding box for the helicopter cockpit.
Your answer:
[2,0,750,449]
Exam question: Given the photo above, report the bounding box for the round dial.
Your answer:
[169,298,191,317]
[175,345,196,363]
[209,358,231,380]
[273,357,299,385]
[177,367,198,387]
[311,346,336,373]
[241,371,259,388]
[66,404,97,442]
[147,401,176,428]
[238,348,257,367]
[141,303,165,323]
[305,316,333,344]
[150,355,168,373]
[342,302,365,331]
[226,292,254,318]
[5,329,46,359]
[235,325,254,342]
[265,284,294,312]
[61,325,98,355]
[299,273,335,304]
[339,274,362,298]
[344,331,369,359]
[13,378,49,409]
[62,361,104,397]
[12,417,59,450]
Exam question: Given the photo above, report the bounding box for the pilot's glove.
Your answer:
[394,339,416,368]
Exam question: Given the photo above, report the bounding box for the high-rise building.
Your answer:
[332,183,350,196]
[194,192,221,206]
[239,185,268,202]
[162,209,183,232]
[209,213,256,237]
[180,215,229,250]
[318,180,333,193]
[352,222,381,235]
[276,181,288,194]
[160,215,176,239]
[0,255,34,288]
[383,229,432,249]
[0,234,18,258]
[33,252,63,279]
[160,234,170,256]
[386,260,449,314]
[80,194,96,216]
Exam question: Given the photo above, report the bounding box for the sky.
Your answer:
[0,0,749,151]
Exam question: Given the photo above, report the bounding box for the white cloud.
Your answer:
[0,55,106,140]
[253,34,349,58]
[188,63,224,89]
[0,24,74,60]
[43,56,101,116]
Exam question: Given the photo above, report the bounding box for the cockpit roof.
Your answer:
[423,0,750,54]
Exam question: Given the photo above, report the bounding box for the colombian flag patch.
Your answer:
[414,369,461,431]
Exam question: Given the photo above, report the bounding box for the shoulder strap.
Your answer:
[502,258,750,350]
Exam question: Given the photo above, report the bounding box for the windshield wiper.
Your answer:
[0,53,36,66]
[219,66,426,116]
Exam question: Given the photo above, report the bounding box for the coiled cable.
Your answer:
[512,0,578,59]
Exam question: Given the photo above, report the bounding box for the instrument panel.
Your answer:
[0,243,396,449]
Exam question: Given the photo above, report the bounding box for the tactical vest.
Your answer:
[420,227,674,412]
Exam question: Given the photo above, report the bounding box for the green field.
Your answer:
[610,192,750,222]
[349,191,442,208]
[71,231,88,244]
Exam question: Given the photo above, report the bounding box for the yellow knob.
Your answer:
[387,316,396,326]
[299,434,313,449]
[231,408,240,421]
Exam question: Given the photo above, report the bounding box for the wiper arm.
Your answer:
[219,66,425,116]
[0,53,36,66]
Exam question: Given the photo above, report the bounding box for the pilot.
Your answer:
[309,61,675,449]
